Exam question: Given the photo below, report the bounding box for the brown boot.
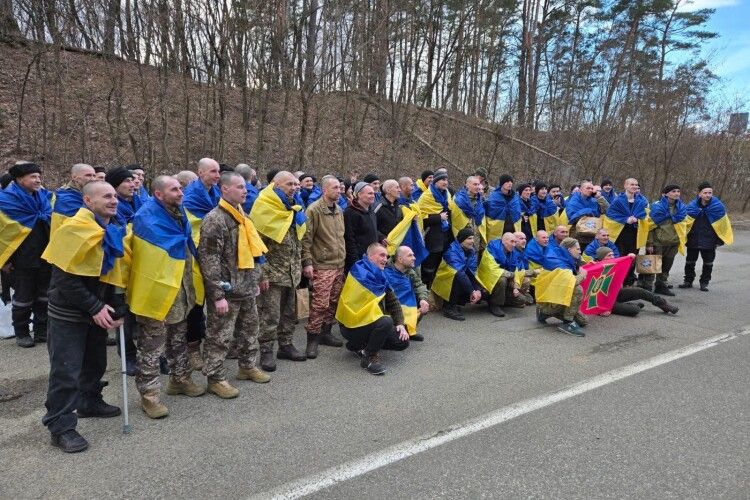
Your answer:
[237,367,271,383]
[306,333,320,359]
[165,376,206,397]
[141,391,169,419]
[207,380,239,399]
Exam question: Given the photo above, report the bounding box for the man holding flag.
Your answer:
[42,180,128,452]
[642,184,687,295]
[51,163,96,233]
[384,246,430,341]
[486,174,520,241]
[0,162,52,347]
[412,170,433,201]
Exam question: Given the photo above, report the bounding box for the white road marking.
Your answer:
[252,327,750,500]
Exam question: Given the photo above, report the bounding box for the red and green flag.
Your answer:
[579,256,634,315]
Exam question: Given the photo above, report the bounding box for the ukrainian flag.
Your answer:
[450,188,487,244]
[250,184,307,242]
[386,205,428,266]
[51,188,84,233]
[383,266,419,335]
[182,179,220,246]
[476,240,521,292]
[42,208,129,287]
[417,184,452,226]
[335,256,388,328]
[535,268,576,306]
[127,198,198,321]
[431,240,478,301]
[0,183,52,267]
[485,189,522,241]
[602,193,650,249]
[685,196,733,246]
[531,195,559,233]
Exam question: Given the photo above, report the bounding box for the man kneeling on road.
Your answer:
[384,246,430,341]
[335,243,410,375]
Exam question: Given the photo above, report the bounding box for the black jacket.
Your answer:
[686,209,720,249]
[10,220,50,268]
[344,204,384,270]
[374,197,402,238]
[48,266,126,324]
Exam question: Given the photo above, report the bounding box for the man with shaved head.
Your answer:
[51,163,97,233]
[397,177,415,207]
[234,163,260,213]
[251,170,307,371]
[174,170,198,188]
[450,175,486,252]
[374,179,402,238]
[384,245,430,341]
[603,177,648,286]
[479,232,529,317]
[564,179,610,249]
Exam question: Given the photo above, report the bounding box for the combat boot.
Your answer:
[237,367,271,383]
[319,324,344,347]
[305,333,320,359]
[260,349,276,372]
[654,296,679,315]
[141,391,169,419]
[207,380,239,399]
[277,343,306,361]
[15,328,34,348]
[187,342,204,371]
[654,283,675,296]
[165,376,206,397]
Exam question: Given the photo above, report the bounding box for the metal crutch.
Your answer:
[118,323,132,434]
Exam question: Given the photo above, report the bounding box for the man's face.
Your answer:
[424,175,433,186]
[502,235,517,252]
[596,231,610,245]
[95,171,106,181]
[602,184,613,193]
[277,175,300,198]
[369,180,381,192]
[223,176,247,206]
[580,182,594,197]
[554,226,568,242]
[16,173,42,192]
[116,177,135,199]
[515,233,527,249]
[549,187,561,199]
[537,187,548,198]
[536,231,549,246]
[461,235,475,250]
[73,166,96,189]
[357,185,376,207]
[466,178,482,195]
[501,181,513,193]
[401,180,413,198]
[666,189,681,201]
[155,178,184,209]
[368,247,388,270]
[397,248,416,269]
[699,188,713,203]
[624,179,639,195]
[338,182,346,195]
[199,163,221,187]
[132,170,143,189]
[520,186,532,200]
[85,183,119,219]
[385,182,401,200]
[568,244,581,259]
[301,177,314,189]
[324,180,341,203]
[434,178,448,190]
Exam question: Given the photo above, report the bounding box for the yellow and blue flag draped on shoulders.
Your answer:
[51,188,84,233]
[476,239,524,292]
[335,256,389,328]
[602,193,650,249]
[42,208,129,288]
[127,198,199,320]
[182,179,220,246]
[524,238,547,285]
[647,196,688,254]
[386,205,428,266]
[564,192,601,226]
[114,194,143,230]
[412,178,428,201]
[417,184,452,229]
[0,183,52,267]
[218,198,267,269]
[531,194,559,233]
[535,242,578,306]
[450,188,487,244]
[485,188,522,241]
[431,240,478,301]
[383,265,418,335]
[685,195,733,246]
[250,184,307,243]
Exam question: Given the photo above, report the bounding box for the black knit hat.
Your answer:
[363,173,380,184]
[432,171,448,183]
[601,178,613,188]
[420,170,434,182]
[498,174,513,186]
[298,172,315,183]
[534,182,548,194]
[697,181,712,191]
[8,162,41,179]
[661,184,680,194]
[516,183,532,194]
[0,173,12,189]
[105,167,134,189]
[456,227,474,243]
[93,166,106,174]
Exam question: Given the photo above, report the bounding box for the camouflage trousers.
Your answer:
[489,276,531,307]
[134,316,189,395]
[203,296,260,381]
[306,268,345,335]
[537,284,583,322]
[257,284,296,351]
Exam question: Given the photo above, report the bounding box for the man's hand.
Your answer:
[579,268,588,280]
[396,324,409,341]
[418,299,430,314]
[259,280,270,293]
[303,265,314,279]
[512,288,521,297]
[440,211,448,221]
[92,305,117,330]
[215,298,229,316]
[646,246,654,255]
[470,290,482,304]
[627,216,637,224]
[1,263,12,273]
[628,253,636,259]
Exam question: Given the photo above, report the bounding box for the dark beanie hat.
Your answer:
[595,247,614,261]
[456,227,474,243]
[516,183,532,194]
[94,166,106,174]
[219,163,234,173]
[661,184,680,194]
[473,168,488,179]
[697,181,712,191]
[9,162,41,179]
[266,169,280,184]
[298,172,315,183]
[534,182,548,194]
[601,178,613,188]
[105,167,134,189]
[420,170,434,182]
[432,171,448,183]
[498,174,513,186]
[363,173,380,184]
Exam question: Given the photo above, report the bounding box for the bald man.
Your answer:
[374,179,403,237]
[384,246,430,341]
[51,163,97,233]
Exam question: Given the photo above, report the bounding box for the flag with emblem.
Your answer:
[578,255,633,315]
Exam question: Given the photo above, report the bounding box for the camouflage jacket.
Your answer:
[260,223,301,288]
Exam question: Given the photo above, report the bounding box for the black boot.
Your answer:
[654,296,679,314]
[15,331,34,348]
[260,349,276,372]
[488,302,506,317]
[78,395,122,418]
[443,304,465,321]
[305,333,319,359]
[678,281,692,289]
[277,343,306,361]
[51,430,89,453]
[319,323,344,347]
[654,283,675,296]
[699,282,709,292]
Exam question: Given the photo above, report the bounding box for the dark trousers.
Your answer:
[421,252,443,289]
[615,228,638,286]
[642,244,679,288]
[11,266,50,337]
[449,271,475,306]
[116,311,137,359]
[612,287,663,316]
[185,304,206,343]
[684,248,716,285]
[43,317,108,435]
[340,316,409,355]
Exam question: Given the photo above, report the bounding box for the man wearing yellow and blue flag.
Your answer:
[42,181,128,453]
[679,182,733,292]
[335,243,410,375]
[50,163,96,233]
[432,228,482,321]
[486,174,521,241]
[565,180,610,248]
[476,233,529,318]
[0,162,52,348]
[602,178,649,286]
[129,175,206,420]
[450,176,486,251]
[250,171,308,371]
[398,177,416,207]
[411,170,433,202]
[299,173,322,208]
[384,246,430,341]
[642,184,687,295]
[583,228,620,263]
[531,183,559,233]
[129,165,151,204]
[417,171,453,288]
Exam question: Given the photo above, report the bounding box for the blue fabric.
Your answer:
[300,185,322,208]
[542,243,579,272]
[401,220,429,267]
[564,192,601,221]
[485,240,521,272]
[242,182,260,214]
[115,194,142,225]
[398,196,414,208]
[53,188,84,217]
[349,256,389,296]
[686,196,726,223]
[650,196,687,225]
[519,197,534,217]
[601,189,617,203]
[337,195,349,211]
[453,188,485,225]
[486,188,521,222]
[531,194,558,218]
[584,239,620,260]
[182,179,220,219]
[95,213,126,275]
[274,188,307,228]
[383,266,417,307]
[138,185,151,201]
[605,193,648,225]
[412,186,423,201]
[133,198,196,260]
[429,184,451,232]
[443,240,478,275]
[0,183,52,228]
[525,238,547,264]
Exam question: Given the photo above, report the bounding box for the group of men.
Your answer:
[0,159,734,453]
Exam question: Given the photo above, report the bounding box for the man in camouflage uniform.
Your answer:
[132,176,205,419]
[199,172,270,399]
[254,171,307,372]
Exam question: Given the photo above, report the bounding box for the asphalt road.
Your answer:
[1,232,749,499]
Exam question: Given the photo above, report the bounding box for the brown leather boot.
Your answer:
[207,380,239,399]
[166,375,206,397]
[306,333,320,359]
[141,391,168,419]
[237,367,271,383]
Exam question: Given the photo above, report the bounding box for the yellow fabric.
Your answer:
[386,206,419,255]
[558,209,569,228]
[185,209,202,247]
[402,305,419,335]
[712,214,734,246]
[674,220,688,255]
[581,253,593,263]
[535,268,576,307]
[218,198,268,269]
[127,235,186,321]
[431,261,457,301]
[486,218,522,242]
[50,212,71,234]
[528,261,542,286]
[476,251,502,292]
[335,274,385,328]
[416,179,428,194]
[0,210,31,268]
[514,269,526,288]
[249,184,306,243]
[602,215,650,249]
[533,213,558,234]
[416,187,452,219]
[449,201,487,244]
